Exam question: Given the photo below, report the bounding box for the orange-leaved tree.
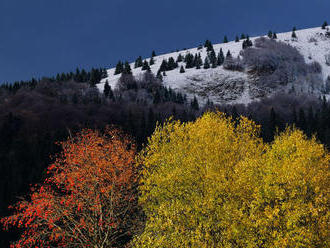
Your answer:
[1,127,139,248]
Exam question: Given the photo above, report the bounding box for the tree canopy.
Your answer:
[1,128,139,248]
[133,112,329,247]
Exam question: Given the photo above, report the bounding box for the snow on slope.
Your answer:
[98,26,330,105]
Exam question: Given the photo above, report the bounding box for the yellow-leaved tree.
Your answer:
[133,112,329,248]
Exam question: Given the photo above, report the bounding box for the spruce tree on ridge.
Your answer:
[322,21,328,29]
[114,61,124,75]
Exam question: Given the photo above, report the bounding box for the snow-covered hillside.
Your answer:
[98,26,330,105]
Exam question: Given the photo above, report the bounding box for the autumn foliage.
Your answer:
[133,112,330,247]
[1,127,138,248]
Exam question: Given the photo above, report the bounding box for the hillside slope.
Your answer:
[98,26,330,105]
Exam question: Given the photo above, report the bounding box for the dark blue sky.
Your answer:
[1,0,329,83]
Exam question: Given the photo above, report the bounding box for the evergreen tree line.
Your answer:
[104,71,189,105]
[219,94,330,147]
[1,67,108,93]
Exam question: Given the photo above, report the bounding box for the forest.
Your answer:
[0,64,329,246]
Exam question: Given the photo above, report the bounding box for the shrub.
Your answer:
[241,37,319,86]
[223,56,244,71]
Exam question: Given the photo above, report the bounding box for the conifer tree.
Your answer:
[240,33,246,40]
[56,73,61,82]
[134,56,143,68]
[90,68,102,86]
[204,40,213,52]
[193,54,198,67]
[81,69,88,82]
[152,50,156,57]
[74,68,82,82]
[226,50,232,59]
[242,37,253,49]
[268,30,273,38]
[153,90,161,104]
[235,35,239,42]
[292,26,297,38]
[156,70,163,81]
[203,57,210,69]
[123,61,132,75]
[168,57,177,70]
[142,60,150,71]
[179,65,185,73]
[159,59,168,72]
[204,40,209,48]
[272,32,277,39]
[191,96,199,110]
[322,21,328,29]
[209,50,217,68]
[149,57,155,66]
[103,80,111,97]
[114,61,124,75]
[217,48,225,66]
[177,54,183,63]
[185,53,195,69]
[223,35,228,43]
[195,53,203,69]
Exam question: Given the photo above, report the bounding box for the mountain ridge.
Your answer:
[98,26,330,105]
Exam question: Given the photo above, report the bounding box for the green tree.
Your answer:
[204,40,213,52]
[292,26,297,38]
[190,96,199,110]
[103,80,111,97]
[203,57,210,69]
[114,61,124,75]
[156,70,163,81]
[195,53,203,69]
[135,56,143,68]
[272,32,277,39]
[268,30,273,38]
[142,60,150,71]
[123,61,132,74]
[149,57,155,65]
[176,54,183,63]
[322,21,328,29]
[217,48,225,65]
[226,49,232,58]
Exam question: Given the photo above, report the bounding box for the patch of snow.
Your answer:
[99,26,330,105]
